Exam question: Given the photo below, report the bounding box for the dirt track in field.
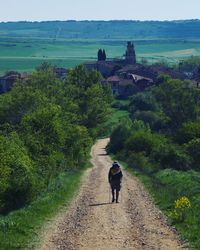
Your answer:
[39,139,187,250]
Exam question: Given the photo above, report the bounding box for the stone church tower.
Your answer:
[125,41,136,64]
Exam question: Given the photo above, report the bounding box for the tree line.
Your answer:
[108,75,200,172]
[0,64,113,214]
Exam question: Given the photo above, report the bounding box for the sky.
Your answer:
[0,0,200,22]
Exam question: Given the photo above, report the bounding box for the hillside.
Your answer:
[1,20,200,75]
[1,20,200,39]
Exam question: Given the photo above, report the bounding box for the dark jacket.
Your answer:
[108,166,123,184]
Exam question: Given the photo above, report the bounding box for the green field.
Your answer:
[1,20,200,75]
[1,37,200,75]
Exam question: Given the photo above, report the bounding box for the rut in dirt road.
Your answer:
[39,139,187,250]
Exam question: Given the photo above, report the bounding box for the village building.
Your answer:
[103,71,153,98]
[125,41,136,64]
[0,41,190,96]
[0,68,68,95]
[92,42,155,97]
[0,73,20,94]
[101,75,134,98]
[85,41,137,78]
[86,61,115,78]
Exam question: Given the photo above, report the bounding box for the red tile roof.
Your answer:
[107,75,121,82]
[130,74,153,82]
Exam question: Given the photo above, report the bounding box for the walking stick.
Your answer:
[121,183,123,203]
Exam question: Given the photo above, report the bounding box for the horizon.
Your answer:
[1,19,200,23]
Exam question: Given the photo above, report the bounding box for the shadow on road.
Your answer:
[89,202,111,207]
[98,153,108,156]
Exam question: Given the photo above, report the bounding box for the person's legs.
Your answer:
[116,190,119,203]
[112,188,115,202]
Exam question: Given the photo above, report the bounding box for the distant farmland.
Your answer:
[1,20,200,74]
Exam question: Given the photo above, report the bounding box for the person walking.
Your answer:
[108,161,123,203]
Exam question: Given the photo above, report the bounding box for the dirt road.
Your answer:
[39,139,187,250]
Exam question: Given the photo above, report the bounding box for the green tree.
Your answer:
[98,49,103,61]
[20,104,65,158]
[66,66,112,135]
[0,85,48,125]
[129,91,159,113]
[102,49,106,61]
[0,64,112,214]
[176,120,200,144]
[0,133,34,213]
[108,120,132,154]
[154,78,200,130]
[185,138,200,170]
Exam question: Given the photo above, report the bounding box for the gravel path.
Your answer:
[39,139,187,250]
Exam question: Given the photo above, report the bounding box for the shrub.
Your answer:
[152,143,191,171]
[63,125,92,168]
[0,133,34,213]
[185,138,200,170]
[125,129,165,157]
[132,119,150,131]
[125,128,191,171]
[129,92,159,113]
[133,110,169,131]
[154,78,200,130]
[108,121,132,153]
[176,120,200,144]
[127,152,155,173]
[169,197,191,223]
[19,104,66,176]
[0,65,112,214]
[125,130,155,156]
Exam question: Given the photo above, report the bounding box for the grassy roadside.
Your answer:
[99,109,129,138]
[108,97,200,249]
[0,168,87,250]
[99,100,130,138]
[111,156,200,249]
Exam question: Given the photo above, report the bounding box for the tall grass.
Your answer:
[0,170,85,249]
[99,108,129,138]
[117,159,200,250]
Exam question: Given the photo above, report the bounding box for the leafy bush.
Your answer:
[126,152,155,173]
[154,78,200,130]
[176,120,200,144]
[125,129,167,157]
[20,104,65,158]
[109,74,200,248]
[0,65,111,214]
[0,85,49,125]
[169,197,191,223]
[185,138,200,170]
[62,125,92,168]
[125,130,155,156]
[108,120,132,154]
[0,133,34,213]
[152,142,191,171]
[133,110,169,131]
[129,91,159,113]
